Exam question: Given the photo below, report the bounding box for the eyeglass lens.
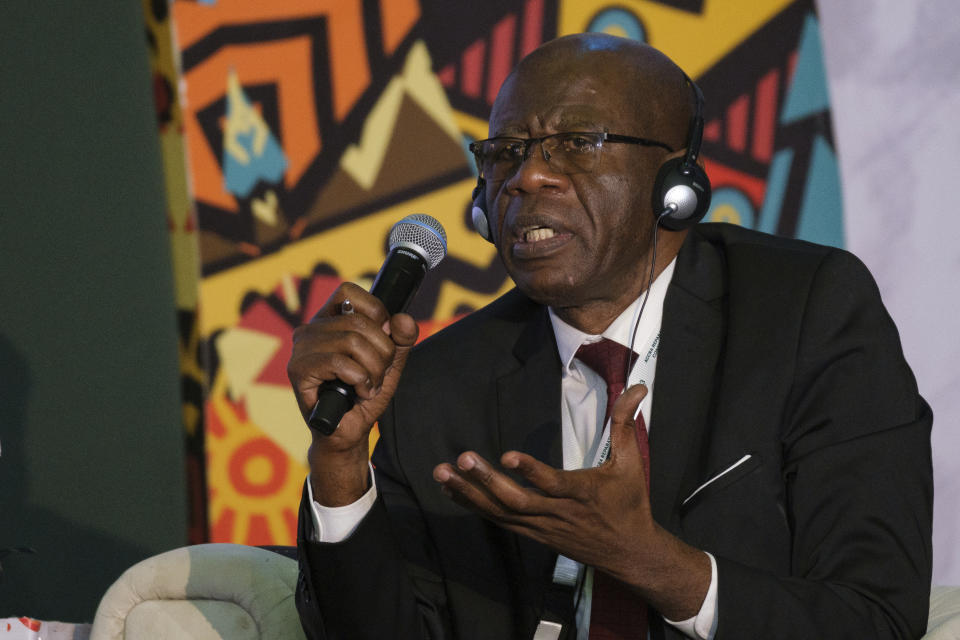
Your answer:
[474,133,603,180]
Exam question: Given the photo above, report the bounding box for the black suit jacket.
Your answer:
[296,224,933,639]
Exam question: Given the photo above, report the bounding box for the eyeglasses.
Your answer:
[468,132,674,181]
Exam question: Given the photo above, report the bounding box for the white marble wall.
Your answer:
[817,0,960,584]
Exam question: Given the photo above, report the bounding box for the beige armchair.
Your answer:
[926,585,960,639]
[90,544,305,640]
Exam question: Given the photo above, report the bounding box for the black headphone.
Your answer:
[470,74,711,242]
[654,76,712,231]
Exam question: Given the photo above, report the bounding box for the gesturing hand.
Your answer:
[432,383,710,620]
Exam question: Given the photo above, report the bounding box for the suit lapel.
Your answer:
[649,229,726,533]
[498,307,563,467]
[496,305,566,628]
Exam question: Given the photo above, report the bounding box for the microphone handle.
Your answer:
[307,247,428,435]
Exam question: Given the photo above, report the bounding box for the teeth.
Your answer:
[524,227,556,242]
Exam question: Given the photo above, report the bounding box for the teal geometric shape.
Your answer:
[795,135,844,248]
[781,13,831,125]
[757,148,794,235]
[223,85,288,199]
[587,8,646,42]
[706,187,756,229]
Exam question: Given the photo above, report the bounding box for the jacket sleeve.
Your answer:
[295,403,452,640]
[714,249,933,639]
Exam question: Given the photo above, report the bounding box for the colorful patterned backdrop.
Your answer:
[144,0,841,545]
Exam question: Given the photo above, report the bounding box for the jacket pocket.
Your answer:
[679,453,763,515]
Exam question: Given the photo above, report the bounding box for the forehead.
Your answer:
[489,63,641,137]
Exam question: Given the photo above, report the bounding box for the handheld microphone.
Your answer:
[308,214,447,435]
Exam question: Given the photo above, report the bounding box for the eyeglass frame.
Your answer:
[468,131,676,181]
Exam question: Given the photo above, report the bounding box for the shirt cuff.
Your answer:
[306,462,378,543]
[662,552,718,640]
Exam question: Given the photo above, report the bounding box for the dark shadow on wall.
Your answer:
[0,333,154,622]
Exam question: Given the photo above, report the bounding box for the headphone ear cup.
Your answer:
[652,156,712,231]
[471,181,494,243]
[472,203,491,242]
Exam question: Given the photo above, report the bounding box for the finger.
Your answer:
[291,317,395,393]
[331,313,398,359]
[436,475,549,541]
[608,383,648,463]
[434,462,515,519]
[456,452,538,512]
[437,453,548,515]
[501,451,577,498]
[310,282,370,322]
[435,460,599,559]
[287,350,377,414]
[310,283,379,322]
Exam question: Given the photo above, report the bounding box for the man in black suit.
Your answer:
[288,33,932,639]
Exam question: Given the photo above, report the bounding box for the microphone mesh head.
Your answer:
[388,214,448,269]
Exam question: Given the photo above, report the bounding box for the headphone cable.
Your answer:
[625,206,675,385]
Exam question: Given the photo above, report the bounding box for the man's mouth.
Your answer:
[522,226,556,242]
[511,222,571,259]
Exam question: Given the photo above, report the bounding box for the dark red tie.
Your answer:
[575,338,650,640]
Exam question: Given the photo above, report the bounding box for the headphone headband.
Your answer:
[683,74,705,168]
[654,73,711,230]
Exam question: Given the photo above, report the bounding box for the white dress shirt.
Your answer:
[308,258,718,639]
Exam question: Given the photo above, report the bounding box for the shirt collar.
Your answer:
[549,258,677,374]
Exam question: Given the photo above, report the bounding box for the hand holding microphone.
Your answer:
[288,214,447,445]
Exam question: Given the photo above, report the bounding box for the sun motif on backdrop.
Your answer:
[205,361,382,545]
[206,387,306,544]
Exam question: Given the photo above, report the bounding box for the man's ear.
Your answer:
[650,148,712,230]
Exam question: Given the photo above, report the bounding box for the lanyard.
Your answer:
[591,329,660,468]
[552,328,661,587]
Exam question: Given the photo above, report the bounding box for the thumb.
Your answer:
[388,312,419,348]
[380,313,419,388]
[607,384,648,465]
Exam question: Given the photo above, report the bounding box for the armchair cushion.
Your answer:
[90,544,305,640]
[924,586,960,640]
